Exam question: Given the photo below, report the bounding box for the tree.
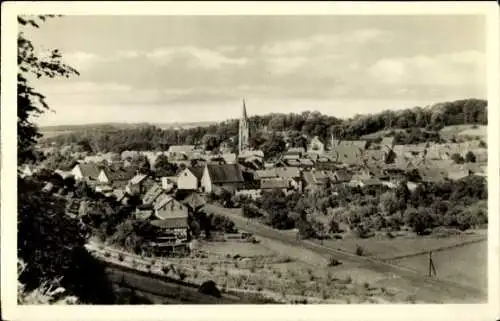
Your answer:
[451,153,465,164]
[154,154,178,176]
[465,151,476,163]
[17,16,115,304]
[18,15,79,164]
[262,134,286,160]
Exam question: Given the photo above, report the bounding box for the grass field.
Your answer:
[313,231,486,261]
[392,241,487,291]
[440,125,487,140]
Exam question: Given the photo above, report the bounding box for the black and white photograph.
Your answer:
[1,2,499,321]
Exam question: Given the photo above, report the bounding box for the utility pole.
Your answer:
[428,251,437,277]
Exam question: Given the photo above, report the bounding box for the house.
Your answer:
[71,163,101,181]
[380,136,395,149]
[330,139,368,151]
[97,167,136,189]
[112,188,129,205]
[143,183,166,205]
[126,173,154,195]
[239,150,264,159]
[161,176,177,192]
[168,145,196,160]
[177,167,204,190]
[302,170,331,192]
[201,163,245,194]
[330,169,353,184]
[20,164,35,177]
[180,192,206,212]
[154,195,189,220]
[307,136,325,154]
[260,177,289,191]
[348,178,383,188]
[221,153,237,164]
[285,147,305,157]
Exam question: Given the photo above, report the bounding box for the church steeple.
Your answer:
[238,98,249,155]
[242,98,248,119]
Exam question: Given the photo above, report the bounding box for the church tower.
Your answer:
[238,98,250,154]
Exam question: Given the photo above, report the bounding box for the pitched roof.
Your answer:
[206,164,244,183]
[143,184,165,205]
[77,163,100,179]
[261,178,289,189]
[129,173,148,185]
[113,189,127,201]
[286,147,305,154]
[168,145,196,153]
[187,167,204,180]
[239,150,264,158]
[155,198,188,220]
[332,169,353,182]
[254,169,278,180]
[181,192,206,209]
[102,167,136,182]
[299,158,315,166]
[274,167,301,179]
[150,217,188,229]
[153,194,174,211]
[221,153,237,164]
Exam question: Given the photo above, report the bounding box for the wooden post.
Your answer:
[428,251,432,277]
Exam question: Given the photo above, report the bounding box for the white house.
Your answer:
[308,136,325,155]
[177,167,204,190]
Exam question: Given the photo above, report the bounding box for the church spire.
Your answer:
[238,98,249,155]
[242,98,248,119]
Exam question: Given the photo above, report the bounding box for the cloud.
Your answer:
[146,46,248,70]
[260,28,390,57]
[63,51,102,70]
[367,50,486,87]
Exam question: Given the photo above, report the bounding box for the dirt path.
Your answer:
[205,204,487,303]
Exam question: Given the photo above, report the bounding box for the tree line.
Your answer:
[41,98,487,155]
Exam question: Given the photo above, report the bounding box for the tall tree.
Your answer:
[18,15,79,164]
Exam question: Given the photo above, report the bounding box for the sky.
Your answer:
[24,15,487,126]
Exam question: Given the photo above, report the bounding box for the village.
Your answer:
[16,98,489,304]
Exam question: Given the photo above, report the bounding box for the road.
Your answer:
[205,204,487,303]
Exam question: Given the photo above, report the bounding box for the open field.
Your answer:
[392,241,487,290]
[440,125,487,140]
[313,231,487,261]
[88,240,408,304]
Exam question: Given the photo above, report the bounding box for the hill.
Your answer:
[39,98,487,154]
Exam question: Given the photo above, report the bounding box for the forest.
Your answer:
[41,98,487,154]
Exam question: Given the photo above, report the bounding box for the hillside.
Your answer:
[38,98,487,154]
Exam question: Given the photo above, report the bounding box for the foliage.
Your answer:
[451,153,465,164]
[465,151,476,163]
[198,280,221,298]
[18,15,80,164]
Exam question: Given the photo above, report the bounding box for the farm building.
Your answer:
[201,163,245,194]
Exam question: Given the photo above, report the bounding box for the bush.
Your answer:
[355,245,366,256]
[178,269,187,281]
[198,280,221,298]
[118,253,124,261]
[465,151,476,163]
[103,251,111,258]
[161,265,170,274]
[328,256,342,267]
